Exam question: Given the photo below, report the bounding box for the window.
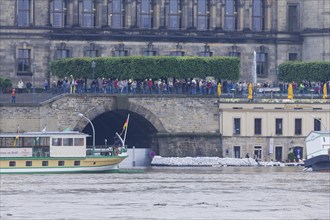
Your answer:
[295,118,302,135]
[140,0,152,29]
[200,44,212,57]
[170,51,184,56]
[288,5,299,32]
[109,0,124,28]
[289,53,298,61]
[18,0,31,27]
[114,44,128,56]
[168,0,181,29]
[52,0,66,27]
[26,161,32,166]
[74,138,85,146]
[85,50,98,57]
[56,49,70,59]
[234,118,241,135]
[252,0,265,31]
[229,45,240,57]
[254,118,262,135]
[225,0,239,31]
[233,146,240,158]
[74,161,81,166]
[63,138,73,146]
[58,161,65,166]
[9,161,16,167]
[42,161,49,166]
[275,118,283,135]
[314,118,321,131]
[197,0,209,30]
[82,0,95,27]
[256,52,268,77]
[144,42,156,56]
[17,49,31,74]
[254,146,262,159]
[52,138,62,146]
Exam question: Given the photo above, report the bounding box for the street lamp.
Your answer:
[92,61,96,80]
[312,115,327,131]
[78,113,95,148]
[31,63,36,94]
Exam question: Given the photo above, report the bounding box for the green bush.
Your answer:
[50,56,240,80]
[278,61,330,82]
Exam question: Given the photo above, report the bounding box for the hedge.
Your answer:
[278,61,330,82]
[50,56,240,80]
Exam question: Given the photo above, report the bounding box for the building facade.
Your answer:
[0,0,329,87]
[220,101,330,161]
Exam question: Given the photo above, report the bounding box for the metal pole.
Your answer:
[32,63,36,103]
[78,113,95,148]
[132,146,135,167]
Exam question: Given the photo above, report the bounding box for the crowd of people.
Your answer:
[11,76,330,97]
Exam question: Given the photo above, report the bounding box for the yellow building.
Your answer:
[220,101,330,162]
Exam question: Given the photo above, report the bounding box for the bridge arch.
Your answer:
[74,99,166,149]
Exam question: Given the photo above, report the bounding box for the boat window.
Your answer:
[0,137,16,147]
[22,137,34,147]
[58,161,65,166]
[74,161,80,166]
[74,138,84,146]
[42,161,49,166]
[52,138,62,146]
[9,161,16,167]
[26,161,32,166]
[32,137,49,147]
[63,138,73,146]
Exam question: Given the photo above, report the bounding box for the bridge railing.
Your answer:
[0,87,327,104]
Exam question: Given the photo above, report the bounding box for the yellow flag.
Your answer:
[322,83,327,99]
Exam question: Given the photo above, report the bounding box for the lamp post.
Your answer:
[92,61,96,79]
[31,63,36,94]
[312,115,327,131]
[78,113,95,149]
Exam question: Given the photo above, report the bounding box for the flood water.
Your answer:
[0,166,329,220]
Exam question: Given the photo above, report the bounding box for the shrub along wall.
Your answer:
[50,56,240,81]
[278,61,330,82]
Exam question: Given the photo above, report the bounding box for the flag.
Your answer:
[16,125,19,133]
[120,114,130,136]
[42,126,47,133]
[122,116,129,130]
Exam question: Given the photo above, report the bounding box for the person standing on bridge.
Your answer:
[11,88,16,103]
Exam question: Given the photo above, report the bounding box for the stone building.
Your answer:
[0,0,329,88]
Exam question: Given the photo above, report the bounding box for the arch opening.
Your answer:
[80,110,158,150]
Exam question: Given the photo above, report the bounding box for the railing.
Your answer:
[0,86,328,104]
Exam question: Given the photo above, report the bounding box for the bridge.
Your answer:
[0,94,221,157]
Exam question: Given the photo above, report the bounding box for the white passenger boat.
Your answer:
[0,131,128,174]
[304,131,330,172]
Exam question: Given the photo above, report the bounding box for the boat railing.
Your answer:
[86,145,127,157]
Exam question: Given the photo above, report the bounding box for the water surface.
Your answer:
[1,166,329,220]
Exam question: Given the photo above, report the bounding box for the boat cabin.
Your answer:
[0,131,89,158]
[305,131,330,159]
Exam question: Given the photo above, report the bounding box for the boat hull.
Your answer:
[304,155,330,172]
[0,156,127,174]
